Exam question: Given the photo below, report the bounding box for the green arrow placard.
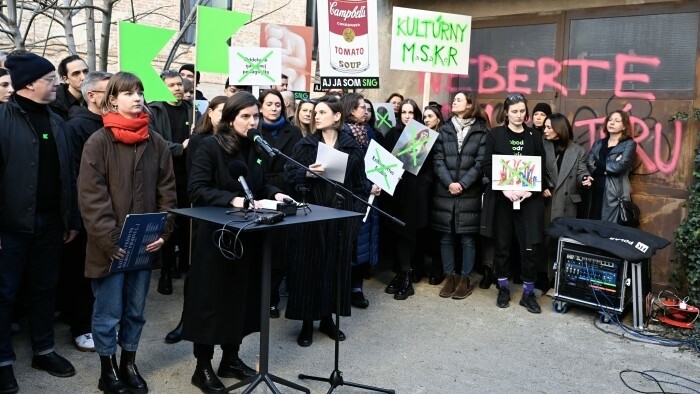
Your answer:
[196,6,250,74]
[118,21,176,102]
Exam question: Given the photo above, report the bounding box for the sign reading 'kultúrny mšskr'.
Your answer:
[390,7,471,75]
[228,47,282,86]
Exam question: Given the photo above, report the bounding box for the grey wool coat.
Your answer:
[543,140,590,222]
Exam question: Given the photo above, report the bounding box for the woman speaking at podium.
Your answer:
[183,92,290,393]
[284,95,368,347]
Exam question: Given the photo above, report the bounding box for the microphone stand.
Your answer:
[273,147,400,394]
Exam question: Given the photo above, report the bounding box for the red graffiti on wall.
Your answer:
[417,53,684,175]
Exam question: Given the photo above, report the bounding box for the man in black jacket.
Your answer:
[0,51,80,394]
[50,55,89,121]
[149,70,193,295]
[60,71,111,354]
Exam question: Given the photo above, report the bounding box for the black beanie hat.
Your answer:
[532,102,552,117]
[5,52,56,91]
[179,63,200,84]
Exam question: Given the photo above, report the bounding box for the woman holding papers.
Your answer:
[482,94,546,314]
[284,95,367,347]
[78,72,176,394]
[340,92,382,309]
[381,98,434,300]
[432,91,489,300]
[184,92,289,393]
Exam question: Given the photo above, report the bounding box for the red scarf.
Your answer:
[102,112,150,144]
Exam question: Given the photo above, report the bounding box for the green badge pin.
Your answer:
[257,158,262,165]
[42,133,49,140]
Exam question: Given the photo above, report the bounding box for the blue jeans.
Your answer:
[91,269,151,356]
[440,232,476,277]
[0,212,63,366]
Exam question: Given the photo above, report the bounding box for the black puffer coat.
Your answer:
[432,117,488,234]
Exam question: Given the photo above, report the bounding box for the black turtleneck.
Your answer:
[15,94,61,213]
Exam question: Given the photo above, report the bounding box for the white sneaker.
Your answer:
[74,333,95,352]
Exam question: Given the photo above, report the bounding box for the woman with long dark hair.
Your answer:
[586,110,636,222]
[381,98,434,300]
[0,68,13,103]
[423,105,445,131]
[183,92,290,392]
[79,71,177,393]
[433,91,489,300]
[483,94,546,314]
[284,95,367,346]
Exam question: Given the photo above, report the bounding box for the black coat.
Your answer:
[432,118,488,234]
[66,106,103,172]
[283,132,366,320]
[482,125,546,247]
[182,137,281,345]
[50,84,84,121]
[259,120,302,197]
[380,126,434,240]
[0,96,80,234]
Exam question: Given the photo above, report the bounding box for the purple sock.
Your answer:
[498,278,509,289]
[523,281,534,294]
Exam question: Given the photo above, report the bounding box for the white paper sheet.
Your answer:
[315,142,349,183]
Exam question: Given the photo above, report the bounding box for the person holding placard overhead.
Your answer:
[482,94,547,314]
[432,91,489,300]
[284,95,367,347]
[78,71,176,393]
[381,98,435,299]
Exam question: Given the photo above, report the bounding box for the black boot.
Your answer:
[98,355,127,394]
[157,271,172,295]
[479,268,494,289]
[217,351,256,379]
[394,271,415,300]
[385,273,402,294]
[297,320,313,347]
[119,350,148,393]
[191,360,225,393]
[165,318,184,344]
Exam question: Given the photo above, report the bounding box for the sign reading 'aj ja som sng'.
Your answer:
[390,7,472,75]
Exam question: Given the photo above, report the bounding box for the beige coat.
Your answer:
[78,127,177,278]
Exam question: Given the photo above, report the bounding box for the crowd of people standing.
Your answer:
[0,49,638,394]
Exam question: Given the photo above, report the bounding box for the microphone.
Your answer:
[248,130,277,157]
[237,176,255,208]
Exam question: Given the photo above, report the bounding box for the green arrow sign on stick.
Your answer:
[196,6,250,73]
[119,21,176,102]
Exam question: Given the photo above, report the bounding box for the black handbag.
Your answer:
[617,198,640,227]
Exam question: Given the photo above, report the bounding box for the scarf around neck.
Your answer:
[261,116,286,138]
[347,122,369,148]
[452,116,476,153]
[102,112,150,144]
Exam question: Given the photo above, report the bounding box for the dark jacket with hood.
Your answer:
[66,105,103,172]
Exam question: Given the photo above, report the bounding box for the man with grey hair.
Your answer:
[149,69,193,295]
[61,71,112,353]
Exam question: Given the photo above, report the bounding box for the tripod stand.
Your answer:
[274,148,398,394]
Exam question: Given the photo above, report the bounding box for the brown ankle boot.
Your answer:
[439,274,456,298]
[452,276,473,300]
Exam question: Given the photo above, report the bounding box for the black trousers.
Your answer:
[0,212,63,364]
[492,197,539,283]
[58,229,94,338]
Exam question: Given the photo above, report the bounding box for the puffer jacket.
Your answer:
[432,117,488,234]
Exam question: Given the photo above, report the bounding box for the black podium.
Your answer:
[171,205,363,394]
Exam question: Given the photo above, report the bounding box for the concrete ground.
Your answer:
[9,271,700,393]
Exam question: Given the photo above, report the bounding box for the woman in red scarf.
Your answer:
[78,72,177,394]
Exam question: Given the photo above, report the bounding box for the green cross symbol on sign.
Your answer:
[366,148,399,189]
[499,159,533,187]
[376,111,392,128]
[238,51,275,83]
[397,129,429,166]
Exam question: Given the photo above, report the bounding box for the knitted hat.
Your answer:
[5,52,56,91]
[532,102,552,117]
[179,63,200,84]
